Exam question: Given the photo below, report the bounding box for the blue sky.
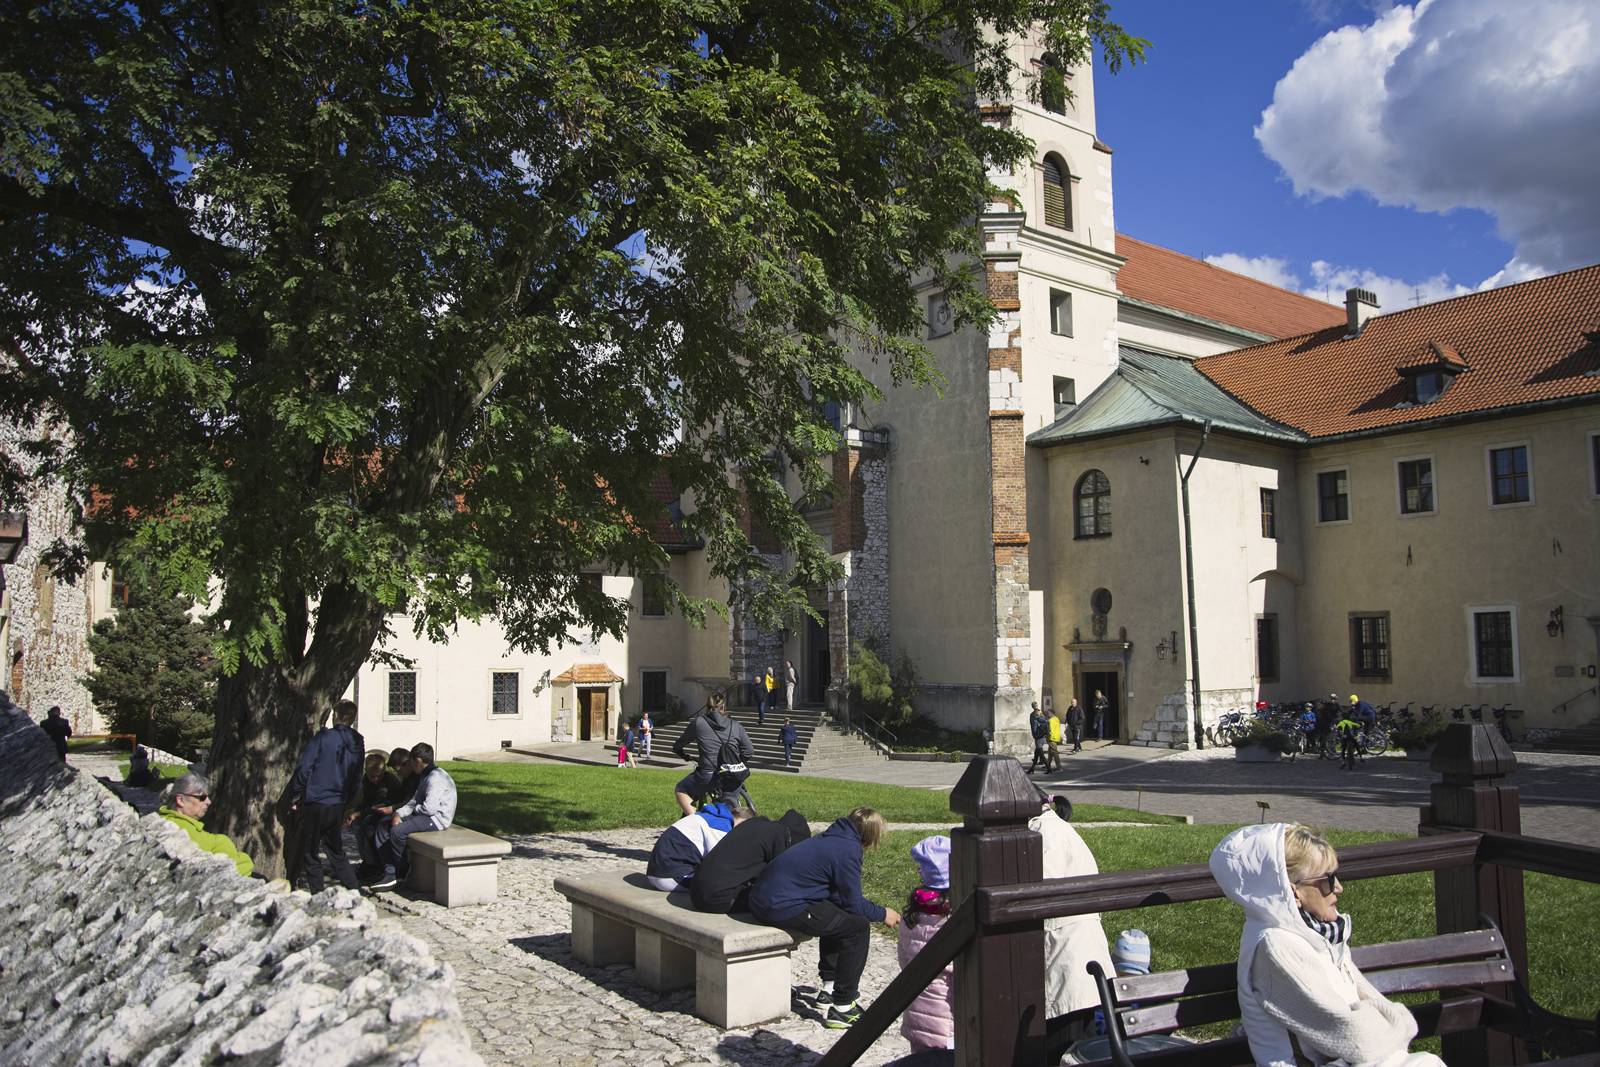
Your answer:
[1093,0,1600,310]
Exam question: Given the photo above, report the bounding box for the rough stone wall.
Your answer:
[826,430,889,713]
[0,418,97,732]
[1128,685,1255,750]
[0,700,482,1067]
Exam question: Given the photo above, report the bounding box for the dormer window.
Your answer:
[1395,341,1466,407]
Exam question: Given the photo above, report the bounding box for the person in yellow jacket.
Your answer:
[159,773,255,877]
[1046,709,1063,772]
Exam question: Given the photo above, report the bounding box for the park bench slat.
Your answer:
[1365,958,1515,996]
[1350,928,1505,969]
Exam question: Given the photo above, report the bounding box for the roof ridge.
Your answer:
[1341,260,1600,326]
[1116,232,1344,313]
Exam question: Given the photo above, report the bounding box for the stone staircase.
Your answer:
[612,706,829,773]
[1534,718,1600,755]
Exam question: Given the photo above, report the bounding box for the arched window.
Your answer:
[1040,53,1067,114]
[1075,469,1111,538]
[1042,154,1071,230]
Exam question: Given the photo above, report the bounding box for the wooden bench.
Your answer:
[553,871,802,1029]
[1066,925,1598,1066]
[407,827,511,907]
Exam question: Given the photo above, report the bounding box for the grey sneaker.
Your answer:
[823,1002,862,1029]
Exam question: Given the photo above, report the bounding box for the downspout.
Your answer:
[1178,421,1213,748]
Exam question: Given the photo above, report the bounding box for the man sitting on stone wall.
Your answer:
[367,742,456,892]
[158,773,255,877]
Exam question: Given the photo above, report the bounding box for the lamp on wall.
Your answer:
[1155,637,1168,660]
[1547,606,1564,638]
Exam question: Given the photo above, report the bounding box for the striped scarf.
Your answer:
[1299,908,1352,947]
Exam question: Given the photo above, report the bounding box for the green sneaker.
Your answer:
[823,1002,862,1029]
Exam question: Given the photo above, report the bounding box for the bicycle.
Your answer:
[697,773,757,814]
[1491,706,1521,744]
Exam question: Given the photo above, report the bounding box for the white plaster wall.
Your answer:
[1116,304,1270,360]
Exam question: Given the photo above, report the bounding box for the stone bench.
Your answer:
[553,871,800,1028]
[407,827,512,907]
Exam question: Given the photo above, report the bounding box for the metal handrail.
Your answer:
[1549,685,1599,718]
[844,708,898,752]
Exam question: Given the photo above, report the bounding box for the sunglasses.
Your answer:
[1299,869,1340,894]
[182,793,210,802]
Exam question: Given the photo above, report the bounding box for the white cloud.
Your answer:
[1255,0,1600,279]
[1304,260,1469,311]
[1203,253,1302,290]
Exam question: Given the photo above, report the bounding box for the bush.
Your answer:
[1229,718,1292,754]
[847,639,916,727]
[1391,712,1447,750]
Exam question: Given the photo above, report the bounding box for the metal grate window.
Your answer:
[491,671,520,715]
[388,672,417,716]
[1350,615,1391,679]
[1474,611,1515,678]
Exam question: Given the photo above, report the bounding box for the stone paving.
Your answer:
[366,828,921,1067]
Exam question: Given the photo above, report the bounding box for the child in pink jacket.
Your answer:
[897,835,955,1051]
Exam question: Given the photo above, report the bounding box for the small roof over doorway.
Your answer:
[552,663,623,685]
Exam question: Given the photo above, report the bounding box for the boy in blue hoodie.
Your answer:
[748,806,901,1029]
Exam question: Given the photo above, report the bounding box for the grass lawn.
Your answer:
[115,761,188,781]
[861,824,1599,1023]
[441,761,1180,836]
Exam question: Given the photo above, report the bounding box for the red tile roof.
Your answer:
[552,663,623,684]
[1116,234,1347,339]
[1196,264,1600,439]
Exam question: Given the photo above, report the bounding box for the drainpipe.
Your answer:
[1178,420,1213,749]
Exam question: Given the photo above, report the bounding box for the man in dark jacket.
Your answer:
[780,719,798,766]
[288,698,365,893]
[691,809,810,913]
[1026,703,1048,772]
[672,695,753,816]
[1065,699,1086,753]
[40,705,72,761]
[749,808,900,1029]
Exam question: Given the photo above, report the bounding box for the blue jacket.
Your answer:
[289,724,364,807]
[748,816,885,924]
[646,803,736,883]
[780,723,797,746]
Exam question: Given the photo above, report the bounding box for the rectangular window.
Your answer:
[1256,615,1279,682]
[1350,614,1391,679]
[579,571,603,594]
[1260,488,1277,539]
[641,670,668,713]
[1049,288,1074,336]
[1489,445,1530,505]
[927,294,952,338]
[1473,610,1516,679]
[388,671,417,716]
[1318,470,1350,523]
[491,671,520,716]
[641,577,667,617]
[1053,376,1076,419]
[1398,458,1435,515]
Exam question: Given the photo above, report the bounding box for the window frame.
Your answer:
[1316,468,1352,526]
[386,670,419,719]
[1588,430,1600,499]
[639,576,667,618]
[1260,487,1278,539]
[1485,441,1534,508]
[1395,454,1437,517]
[640,668,669,714]
[927,293,953,338]
[1348,612,1392,681]
[1052,375,1076,420]
[489,669,522,718]
[1256,613,1280,683]
[1040,153,1073,231]
[1073,468,1112,539]
[1048,287,1073,337]
[1467,606,1520,684]
[1039,52,1067,114]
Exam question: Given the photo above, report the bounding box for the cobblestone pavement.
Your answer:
[368,828,923,1067]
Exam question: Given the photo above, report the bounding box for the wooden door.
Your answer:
[589,688,608,741]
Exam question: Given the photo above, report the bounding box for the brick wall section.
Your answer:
[986,262,1021,311]
[988,413,1028,541]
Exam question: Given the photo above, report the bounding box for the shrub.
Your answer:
[1229,718,1292,754]
[848,639,916,727]
[1391,712,1447,750]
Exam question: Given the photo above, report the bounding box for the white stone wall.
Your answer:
[0,699,481,1066]
[0,418,98,733]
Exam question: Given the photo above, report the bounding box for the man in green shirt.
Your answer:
[159,773,255,877]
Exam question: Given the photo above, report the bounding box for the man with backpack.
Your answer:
[1026,702,1049,773]
[673,694,755,816]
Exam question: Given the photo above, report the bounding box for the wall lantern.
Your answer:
[1155,637,1168,660]
[1547,606,1564,638]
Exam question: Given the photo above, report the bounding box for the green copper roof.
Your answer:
[1028,346,1307,447]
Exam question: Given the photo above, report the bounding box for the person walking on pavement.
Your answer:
[1066,698,1085,753]
[1046,707,1063,772]
[40,705,72,761]
[754,669,768,725]
[1027,702,1048,773]
[785,659,798,712]
[639,710,654,760]
[1092,690,1109,741]
[781,718,798,767]
[288,698,365,894]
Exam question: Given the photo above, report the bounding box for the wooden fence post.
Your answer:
[1420,722,1528,1066]
[950,755,1046,1067]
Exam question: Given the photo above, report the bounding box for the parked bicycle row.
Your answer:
[1205,695,1523,759]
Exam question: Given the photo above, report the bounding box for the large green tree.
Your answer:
[1,0,1142,873]
[85,571,218,757]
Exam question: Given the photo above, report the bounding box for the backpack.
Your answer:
[1031,714,1046,740]
[711,717,749,784]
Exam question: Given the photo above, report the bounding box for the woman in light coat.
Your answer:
[1210,823,1446,1067]
[1033,795,1115,1023]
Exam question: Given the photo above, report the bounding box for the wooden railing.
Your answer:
[821,723,1600,1067]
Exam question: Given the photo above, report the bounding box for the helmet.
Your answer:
[1349,694,1359,704]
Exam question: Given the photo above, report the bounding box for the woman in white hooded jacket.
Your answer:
[1209,823,1445,1067]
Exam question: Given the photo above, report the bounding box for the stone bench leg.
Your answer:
[696,947,792,1029]
[635,929,696,991]
[435,858,501,908]
[570,905,634,967]
[408,855,437,897]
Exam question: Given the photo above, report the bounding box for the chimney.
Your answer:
[1345,287,1379,337]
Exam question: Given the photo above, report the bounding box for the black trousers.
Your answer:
[300,801,359,892]
[770,900,871,1004]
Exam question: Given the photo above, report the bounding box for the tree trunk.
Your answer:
[207,663,339,880]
